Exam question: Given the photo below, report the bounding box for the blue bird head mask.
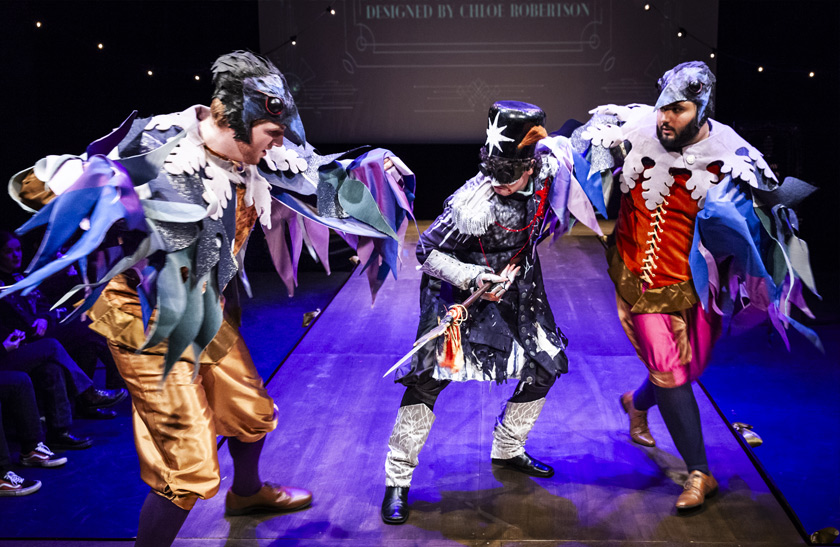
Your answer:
[655,61,716,127]
[211,51,306,145]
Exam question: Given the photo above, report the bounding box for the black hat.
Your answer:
[483,101,546,160]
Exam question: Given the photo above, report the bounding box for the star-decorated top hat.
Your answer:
[483,101,546,160]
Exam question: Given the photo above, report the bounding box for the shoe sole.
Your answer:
[491,459,555,478]
[82,391,128,411]
[47,442,93,450]
[0,481,42,496]
[77,411,117,420]
[381,514,409,525]
[225,500,312,517]
[676,487,719,510]
[21,457,68,468]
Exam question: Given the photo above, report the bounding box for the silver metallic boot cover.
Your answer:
[490,398,547,460]
[385,404,436,488]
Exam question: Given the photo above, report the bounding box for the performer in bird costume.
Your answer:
[573,60,819,510]
[4,51,415,546]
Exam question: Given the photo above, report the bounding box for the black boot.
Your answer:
[492,452,554,478]
[46,430,93,450]
[77,387,127,410]
[381,486,409,524]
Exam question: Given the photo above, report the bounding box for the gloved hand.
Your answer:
[475,262,521,302]
[581,123,624,148]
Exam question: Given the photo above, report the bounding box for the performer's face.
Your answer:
[0,237,22,273]
[236,121,287,165]
[492,166,532,196]
[656,101,705,150]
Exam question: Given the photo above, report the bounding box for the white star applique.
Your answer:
[485,111,514,155]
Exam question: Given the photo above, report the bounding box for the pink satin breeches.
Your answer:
[616,293,722,388]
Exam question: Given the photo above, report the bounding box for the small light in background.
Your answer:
[676,28,685,38]
[709,50,716,59]
[97,43,104,50]
[809,71,815,78]
[327,6,336,15]
[290,35,297,46]
[35,21,42,28]
[643,4,650,11]
[194,75,200,81]
[147,70,154,76]
[757,66,764,73]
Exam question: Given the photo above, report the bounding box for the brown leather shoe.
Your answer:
[620,391,655,447]
[225,483,312,516]
[675,470,718,510]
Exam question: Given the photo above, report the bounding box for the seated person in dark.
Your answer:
[0,331,91,449]
[0,369,68,496]
[0,232,127,421]
[0,231,124,392]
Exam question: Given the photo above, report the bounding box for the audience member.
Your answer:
[0,330,94,449]
[0,231,125,392]
[0,231,127,420]
[0,370,67,497]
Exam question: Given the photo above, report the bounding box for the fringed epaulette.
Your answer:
[449,174,496,236]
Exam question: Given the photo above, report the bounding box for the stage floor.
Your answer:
[179,225,803,546]
[0,224,810,546]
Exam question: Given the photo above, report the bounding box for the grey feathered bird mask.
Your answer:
[655,61,716,127]
[211,50,306,145]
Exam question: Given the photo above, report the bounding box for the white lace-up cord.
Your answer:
[640,199,668,285]
[3,471,24,486]
[34,442,54,457]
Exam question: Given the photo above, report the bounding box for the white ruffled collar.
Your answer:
[620,112,776,210]
[144,105,274,229]
[450,174,496,236]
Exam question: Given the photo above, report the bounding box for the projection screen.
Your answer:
[259,0,718,143]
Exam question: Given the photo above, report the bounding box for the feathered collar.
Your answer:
[620,112,777,210]
[143,105,274,229]
[449,173,537,236]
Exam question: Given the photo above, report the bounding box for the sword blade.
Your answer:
[382,319,450,378]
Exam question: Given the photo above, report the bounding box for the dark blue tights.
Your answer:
[633,378,708,475]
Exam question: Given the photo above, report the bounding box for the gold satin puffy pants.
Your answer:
[108,320,277,510]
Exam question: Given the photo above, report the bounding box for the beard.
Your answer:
[656,117,702,151]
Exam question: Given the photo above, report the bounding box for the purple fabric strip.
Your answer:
[302,218,332,276]
[264,199,297,296]
[86,111,138,158]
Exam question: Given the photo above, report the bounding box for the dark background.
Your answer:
[0,2,837,540]
[2,0,838,312]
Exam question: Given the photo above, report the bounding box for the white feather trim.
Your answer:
[449,175,496,236]
[264,145,308,174]
[150,105,275,228]
[621,112,777,210]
